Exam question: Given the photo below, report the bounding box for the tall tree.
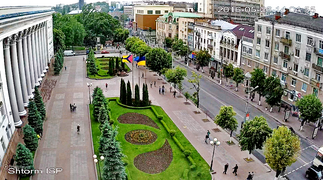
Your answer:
[120,79,127,104]
[232,67,244,91]
[238,116,272,159]
[15,143,35,177]
[125,37,140,52]
[195,50,211,72]
[264,126,300,179]
[126,81,132,106]
[214,106,238,143]
[27,101,43,135]
[224,63,234,84]
[146,48,172,75]
[53,28,65,53]
[188,71,202,108]
[264,76,284,112]
[93,88,108,121]
[165,66,187,89]
[120,79,125,104]
[98,105,109,129]
[99,121,116,155]
[23,124,39,152]
[34,87,46,121]
[165,37,173,49]
[296,94,323,131]
[142,84,149,106]
[134,84,140,107]
[250,68,266,106]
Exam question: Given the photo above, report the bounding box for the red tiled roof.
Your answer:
[231,25,254,39]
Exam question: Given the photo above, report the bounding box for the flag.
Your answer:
[192,52,196,59]
[135,56,146,66]
[122,55,133,63]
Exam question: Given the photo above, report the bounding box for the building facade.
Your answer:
[198,0,212,17]
[123,5,134,20]
[241,10,323,106]
[0,7,54,179]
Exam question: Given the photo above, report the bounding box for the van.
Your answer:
[64,50,75,56]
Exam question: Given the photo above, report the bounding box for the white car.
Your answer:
[64,50,75,56]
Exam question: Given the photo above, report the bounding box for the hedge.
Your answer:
[182,169,189,180]
[172,136,185,152]
[160,120,170,133]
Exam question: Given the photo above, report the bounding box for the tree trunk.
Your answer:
[197,89,200,108]
[258,94,262,106]
[270,106,273,112]
[235,83,238,92]
[275,169,281,178]
[248,150,251,160]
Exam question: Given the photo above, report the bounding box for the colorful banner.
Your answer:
[135,56,146,66]
[122,55,133,63]
[191,52,196,59]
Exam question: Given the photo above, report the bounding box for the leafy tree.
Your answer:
[224,63,234,84]
[23,124,38,152]
[146,48,172,75]
[120,79,127,104]
[15,143,35,177]
[232,67,244,91]
[125,37,140,52]
[165,37,173,48]
[165,66,187,89]
[126,81,132,106]
[238,116,272,159]
[134,84,140,107]
[195,50,211,71]
[98,105,109,129]
[53,28,65,53]
[296,94,323,130]
[172,39,190,59]
[264,76,284,112]
[34,87,46,121]
[114,28,129,43]
[188,71,202,108]
[250,68,266,105]
[184,92,190,102]
[93,88,108,121]
[214,106,238,143]
[27,101,43,135]
[264,126,300,178]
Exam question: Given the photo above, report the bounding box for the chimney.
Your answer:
[284,8,289,15]
[275,12,281,20]
[313,13,319,19]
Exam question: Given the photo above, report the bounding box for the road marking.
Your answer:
[282,160,313,177]
[297,157,307,164]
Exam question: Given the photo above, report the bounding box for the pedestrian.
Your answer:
[37,134,41,140]
[251,172,254,179]
[65,66,66,70]
[232,164,238,176]
[106,83,108,89]
[205,133,209,144]
[154,81,156,87]
[170,86,172,93]
[207,130,211,141]
[159,86,161,94]
[162,87,165,95]
[247,172,252,180]
[223,163,229,174]
[70,104,72,112]
[83,57,85,61]
[77,124,80,133]
[173,91,177,98]
[150,82,153,88]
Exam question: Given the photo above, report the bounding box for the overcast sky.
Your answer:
[1,0,323,15]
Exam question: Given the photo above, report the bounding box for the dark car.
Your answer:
[86,49,96,54]
[306,166,322,180]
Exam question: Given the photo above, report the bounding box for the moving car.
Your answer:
[305,165,322,180]
[101,50,109,54]
[64,50,75,56]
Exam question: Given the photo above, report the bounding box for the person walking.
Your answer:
[205,133,209,144]
[142,72,144,78]
[173,91,177,98]
[251,172,254,179]
[159,86,161,94]
[223,163,229,174]
[170,86,172,93]
[106,83,108,89]
[77,124,80,133]
[150,82,153,88]
[207,130,211,141]
[247,172,252,180]
[154,81,156,87]
[162,87,165,95]
[232,164,238,176]
[70,104,72,112]
[65,66,66,70]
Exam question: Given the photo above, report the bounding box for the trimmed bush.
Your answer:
[126,81,132,106]
[190,164,196,171]
[172,136,185,152]
[188,156,196,165]
[182,169,189,180]
[183,150,191,157]
[169,130,176,137]
[160,120,170,132]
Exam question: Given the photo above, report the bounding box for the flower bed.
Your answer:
[125,129,157,145]
[118,112,160,129]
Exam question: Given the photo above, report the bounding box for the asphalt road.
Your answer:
[174,61,317,180]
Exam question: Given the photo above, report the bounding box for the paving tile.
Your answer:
[70,150,89,180]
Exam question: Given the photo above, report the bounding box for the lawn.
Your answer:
[87,57,130,79]
[90,99,211,180]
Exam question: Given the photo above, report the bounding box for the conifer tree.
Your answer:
[134,84,140,107]
[126,81,132,106]
[92,86,101,103]
[27,101,43,135]
[120,79,127,104]
[34,87,46,121]
[93,88,108,121]
[142,84,149,106]
[15,143,35,177]
[99,121,116,155]
[23,124,38,152]
[120,79,124,103]
[98,105,109,129]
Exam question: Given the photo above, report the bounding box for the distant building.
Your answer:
[79,0,84,10]
[124,5,134,20]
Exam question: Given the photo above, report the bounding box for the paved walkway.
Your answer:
[33,56,96,180]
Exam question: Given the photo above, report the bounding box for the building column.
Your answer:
[41,25,46,73]
[37,27,44,78]
[27,29,35,92]
[32,28,40,86]
[9,35,27,116]
[22,30,33,99]
[44,22,49,69]
[17,32,29,107]
[3,38,23,126]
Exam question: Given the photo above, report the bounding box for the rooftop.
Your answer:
[163,12,201,18]
[210,20,238,30]
[231,25,254,39]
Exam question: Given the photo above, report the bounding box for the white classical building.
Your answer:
[0,6,54,178]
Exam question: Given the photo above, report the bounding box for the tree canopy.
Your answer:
[232,67,244,90]
[113,28,129,43]
[195,50,211,68]
[264,76,284,110]
[146,48,172,74]
[296,94,322,123]
[214,106,238,133]
[188,71,202,108]
[165,37,174,48]
[165,66,187,87]
[250,68,266,103]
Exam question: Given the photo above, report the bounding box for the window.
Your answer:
[266,27,271,34]
[284,46,289,54]
[317,57,323,67]
[243,46,247,52]
[137,10,144,13]
[272,70,277,76]
[296,34,301,42]
[285,31,290,39]
[165,10,168,13]
[291,78,296,87]
[247,60,251,66]
[307,37,313,45]
[294,64,298,71]
[265,40,270,47]
[274,56,278,64]
[256,50,260,57]
[248,48,252,54]
[5,127,11,141]
[283,60,288,68]
[264,52,269,60]
[275,42,279,50]
[281,73,287,82]
[147,10,153,14]
[1,137,5,152]
[320,40,323,49]
[295,49,300,57]
[313,88,318,97]
[263,66,268,73]
[257,25,262,32]
[255,62,259,68]
[304,68,309,76]
[155,10,161,14]
[316,73,321,82]
[257,38,261,45]
[275,29,280,36]
[305,53,311,62]
[302,83,308,92]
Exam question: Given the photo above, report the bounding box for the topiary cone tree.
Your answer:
[15,143,35,177]
[34,86,46,121]
[126,81,132,106]
[27,101,43,135]
[23,124,39,152]
[134,84,140,107]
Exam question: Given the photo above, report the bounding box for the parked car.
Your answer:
[86,49,96,54]
[101,50,109,54]
[64,50,75,56]
[306,165,322,180]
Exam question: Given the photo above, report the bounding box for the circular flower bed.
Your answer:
[134,140,173,174]
[125,130,157,145]
[118,113,160,129]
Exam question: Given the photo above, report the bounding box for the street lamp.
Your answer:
[93,154,105,180]
[171,50,180,69]
[243,72,260,126]
[87,83,93,104]
[210,138,220,172]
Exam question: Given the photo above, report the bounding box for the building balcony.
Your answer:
[280,38,292,46]
[188,24,194,29]
[208,44,213,49]
[314,48,323,57]
[310,78,322,87]
[208,35,213,40]
[312,63,323,73]
[279,51,291,60]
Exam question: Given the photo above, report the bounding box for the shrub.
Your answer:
[182,169,189,180]
[157,115,163,120]
[109,119,114,125]
[173,136,185,152]
[184,92,190,102]
[190,164,196,171]
[183,150,191,157]
[169,130,176,137]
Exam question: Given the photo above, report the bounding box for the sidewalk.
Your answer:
[102,62,276,180]
[175,58,323,148]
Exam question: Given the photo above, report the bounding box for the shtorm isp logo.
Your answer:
[6,165,63,175]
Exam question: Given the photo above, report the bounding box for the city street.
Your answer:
[174,61,318,180]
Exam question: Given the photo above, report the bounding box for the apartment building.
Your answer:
[123,5,134,20]
[197,0,212,17]
[242,9,323,106]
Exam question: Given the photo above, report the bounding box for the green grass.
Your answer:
[90,99,211,180]
[66,46,86,51]
[87,57,130,79]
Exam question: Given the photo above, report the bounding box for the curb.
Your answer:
[87,104,98,180]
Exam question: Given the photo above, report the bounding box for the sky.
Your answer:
[1,0,323,15]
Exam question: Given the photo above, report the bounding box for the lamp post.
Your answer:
[87,83,93,104]
[210,138,220,172]
[93,154,104,180]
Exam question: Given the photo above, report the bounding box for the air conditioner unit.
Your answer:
[305,63,310,68]
[288,66,292,70]
[293,71,298,76]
